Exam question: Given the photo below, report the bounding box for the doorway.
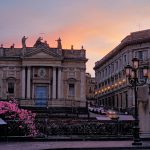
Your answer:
[35,86,48,107]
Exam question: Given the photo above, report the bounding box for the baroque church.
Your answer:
[0,37,87,109]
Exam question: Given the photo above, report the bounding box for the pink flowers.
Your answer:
[0,100,38,136]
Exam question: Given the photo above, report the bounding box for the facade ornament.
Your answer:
[71,45,74,50]
[56,37,62,49]
[22,36,28,48]
[44,40,49,46]
[34,37,43,47]
[10,43,15,49]
[38,68,46,78]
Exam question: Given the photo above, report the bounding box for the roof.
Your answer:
[94,29,150,69]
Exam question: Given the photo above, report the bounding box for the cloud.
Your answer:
[1,0,150,76]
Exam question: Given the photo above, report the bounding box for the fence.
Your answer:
[35,118,133,138]
[0,118,134,138]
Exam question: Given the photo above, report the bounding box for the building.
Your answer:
[94,29,150,135]
[85,73,96,106]
[0,37,87,109]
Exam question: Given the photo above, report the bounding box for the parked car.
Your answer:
[88,107,94,112]
[88,106,107,115]
[106,110,119,119]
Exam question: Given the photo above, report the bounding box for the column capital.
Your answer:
[27,66,31,69]
[21,66,26,69]
[53,67,56,70]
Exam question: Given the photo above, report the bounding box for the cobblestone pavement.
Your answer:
[0,141,150,150]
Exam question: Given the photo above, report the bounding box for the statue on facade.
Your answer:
[56,37,62,49]
[34,37,43,47]
[22,36,28,48]
[71,45,74,50]
[33,37,50,48]
[10,43,15,49]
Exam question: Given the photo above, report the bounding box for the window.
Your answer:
[99,72,101,80]
[138,51,143,60]
[99,83,101,88]
[143,50,148,60]
[108,65,111,74]
[124,55,127,64]
[116,61,118,70]
[105,68,107,76]
[111,63,114,73]
[116,94,118,108]
[69,84,75,97]
[119,72,122,78]
[119,58,122,69]
[125,92,128,108]
[102,70,104,77]
[8,82,14,94]
[120,93,122,108]
[89,87,92,93]
[135,50,148,60]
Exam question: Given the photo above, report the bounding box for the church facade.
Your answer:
[0,37,87,108]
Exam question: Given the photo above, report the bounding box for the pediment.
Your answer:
[27,51,56,59]
[24,48,62,60]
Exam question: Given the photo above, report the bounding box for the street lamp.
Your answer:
[125,58,149,145]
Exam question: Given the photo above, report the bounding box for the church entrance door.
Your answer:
[35,86,48,107]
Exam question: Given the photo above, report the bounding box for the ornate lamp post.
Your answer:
[125,58,149,145]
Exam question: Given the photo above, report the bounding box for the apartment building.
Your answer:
[94,29,150,113]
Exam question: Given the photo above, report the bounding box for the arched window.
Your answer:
[69,84,75,97]
[8,82,14,94]
[7,78,15,94]
[67,78,76,97]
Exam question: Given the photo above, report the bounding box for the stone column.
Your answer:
[27,67,31,99]
[52,67,56,99]
[32,84,34,99]
[49,68,52,99]
[58,67,62,99]
[21,67,25,98]
[80,69,86,106]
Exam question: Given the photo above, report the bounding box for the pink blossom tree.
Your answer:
[0,100,38,136]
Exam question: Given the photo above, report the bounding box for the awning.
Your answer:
[0,118,7,125]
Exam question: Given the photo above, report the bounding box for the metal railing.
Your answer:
[36,118,133,138]
[0,117,134,139]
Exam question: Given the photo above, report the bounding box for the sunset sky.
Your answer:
[1,0,150,76]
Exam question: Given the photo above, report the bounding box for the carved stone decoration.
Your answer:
[38,68,46,78]
[22,36,28,48]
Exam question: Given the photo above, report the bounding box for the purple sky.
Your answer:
[1,0,150,76]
